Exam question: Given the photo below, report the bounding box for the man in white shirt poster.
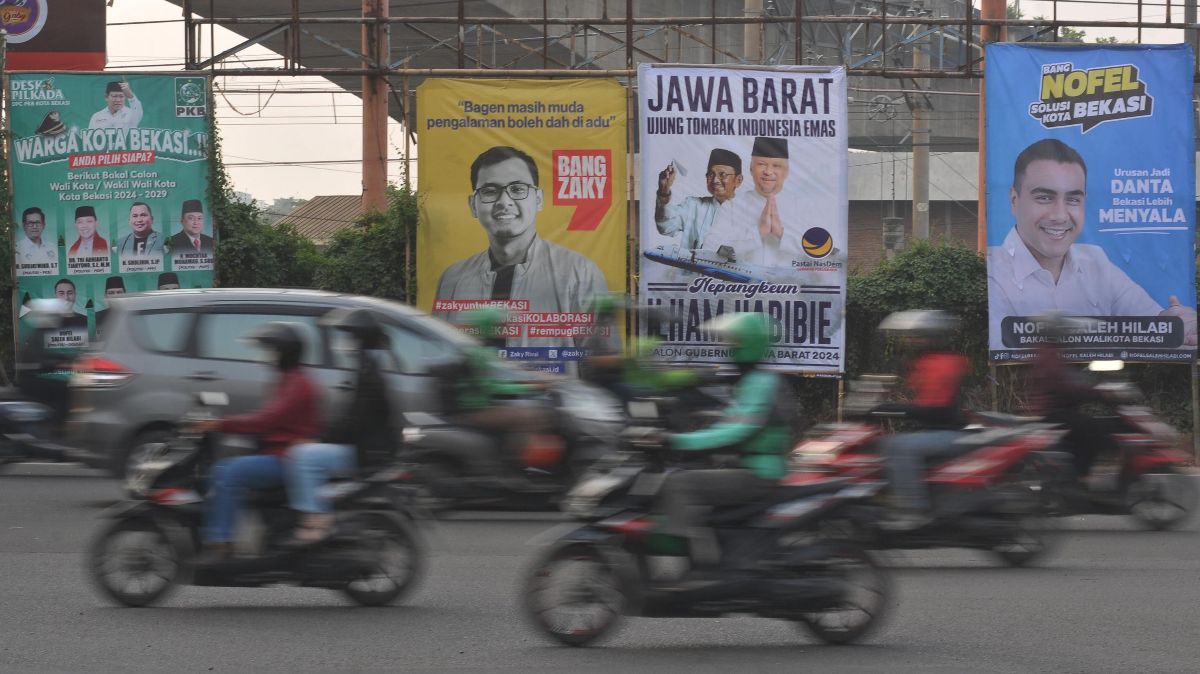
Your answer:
[14,207,58,274]
[987,138,1197,349]
[88,81,143,130]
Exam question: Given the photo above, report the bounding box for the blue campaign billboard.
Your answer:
[985,44,1196,363]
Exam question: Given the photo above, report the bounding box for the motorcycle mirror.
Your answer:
[196,391,230,407]
[1087,360,1125,372]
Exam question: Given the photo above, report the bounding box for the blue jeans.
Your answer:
[205,455,285,543]
[287,443,355,514]
[884,431,973,511]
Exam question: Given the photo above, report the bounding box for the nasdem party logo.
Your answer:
[1028,62,1153,132]
[801,227,833,258]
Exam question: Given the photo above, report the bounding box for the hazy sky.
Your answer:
[108,0,409,206]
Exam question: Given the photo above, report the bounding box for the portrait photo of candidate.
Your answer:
[116,202,164,258]
[988,138,1197,345]
[654,148,748,255]
[741,136,805,265]
[67,205,109,258]
[168,200,214,254]
[89,80,143,130]
[434,146,608,337]
[15,206,57,266]
[53,278,88,328]
[157,272,181,290]
[95,276,126,335]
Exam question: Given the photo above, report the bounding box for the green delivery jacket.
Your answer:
[455,345,536,411]
[668,369,793,480]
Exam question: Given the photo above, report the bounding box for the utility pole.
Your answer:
[361,0,389,213]
[912,27,930,241]
[977,0,1006,252]
[744,0,763,63]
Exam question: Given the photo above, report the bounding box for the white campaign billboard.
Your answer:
[637,64,848,373]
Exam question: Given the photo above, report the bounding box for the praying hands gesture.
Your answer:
[757,194,785,240]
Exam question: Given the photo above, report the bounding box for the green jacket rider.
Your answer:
[657,312,795,578]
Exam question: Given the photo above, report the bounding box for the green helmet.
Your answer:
[587,293,624,321]
[708,312,771,365]
[464,307,506,341]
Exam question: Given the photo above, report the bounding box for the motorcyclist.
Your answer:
[192,322,320,562]
[447,308,554,482]
[1027,313,1114,478]
[284,308,395,545]
[15,299,79,427]
[873,310,972,529]
[578,293,626,396]
[655,313,794,581]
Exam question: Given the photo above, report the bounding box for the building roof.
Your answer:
[273,194,364,245]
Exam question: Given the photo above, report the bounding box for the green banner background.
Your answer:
[8,72,214,348]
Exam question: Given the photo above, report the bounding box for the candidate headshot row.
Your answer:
[21,273,186,334]
[16,200,214,264]
[653,136,804,269]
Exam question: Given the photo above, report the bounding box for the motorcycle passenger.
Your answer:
[1027,313,1114,478]
[193,322,320,561]
[450,308,554,481]
[874,310,972,529]
[285,308,395,545]
[656,313,794,578]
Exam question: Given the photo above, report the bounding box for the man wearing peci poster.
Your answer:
[654,148,754,256]
[168,199,215,255]
[737,137,806,268]
[67,205,108,258]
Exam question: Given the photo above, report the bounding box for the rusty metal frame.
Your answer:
[180,3,1200,80]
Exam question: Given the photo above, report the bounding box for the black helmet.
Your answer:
[320,307,386,348]
[243,321,305,369]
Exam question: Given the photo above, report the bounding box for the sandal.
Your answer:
[283,514,334,548]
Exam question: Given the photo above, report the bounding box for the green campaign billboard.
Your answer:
[7,72,214,348]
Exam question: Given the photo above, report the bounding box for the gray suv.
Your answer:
[67,288,474,478]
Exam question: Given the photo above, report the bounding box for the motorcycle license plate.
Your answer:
[628,401,658,419]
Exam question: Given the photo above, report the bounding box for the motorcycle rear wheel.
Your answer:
[991,515,1054,567]
[1128,471,1198,531]
[341,514,424,606]
[88,518,183,607]
[795,542,890,645]
[523,542,627,647]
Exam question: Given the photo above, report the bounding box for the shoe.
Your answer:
[193,541,234,565]
[282,514,335,549]
[878,510,932,532]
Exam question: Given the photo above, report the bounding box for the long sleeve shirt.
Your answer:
[217,368,321,456]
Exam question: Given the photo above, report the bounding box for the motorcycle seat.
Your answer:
[974,411,1041,427]
[707,478,850,524]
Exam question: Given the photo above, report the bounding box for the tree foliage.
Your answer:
[313,185,417,301]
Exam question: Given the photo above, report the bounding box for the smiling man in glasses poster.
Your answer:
[433,145,608,344]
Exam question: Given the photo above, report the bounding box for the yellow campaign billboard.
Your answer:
[417,78,627,373]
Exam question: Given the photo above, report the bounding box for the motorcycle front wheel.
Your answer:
[523,542,628,647]
[1128,470,1198,531]
[795,541,890,645]
[87,517,183,607]
[341,513,425,606]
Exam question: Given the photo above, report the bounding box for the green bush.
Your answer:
[314,185,417,301]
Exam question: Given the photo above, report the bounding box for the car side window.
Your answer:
[329,322,460,374]
[130,311,195,353]
[196,313,323,365]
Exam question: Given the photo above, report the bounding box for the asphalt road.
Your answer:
[1,463,1198,673]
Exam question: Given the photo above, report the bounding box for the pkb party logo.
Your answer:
[175,77,207,117]
[0,0,48,44]
[801,227,833,258]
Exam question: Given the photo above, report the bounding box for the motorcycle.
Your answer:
[0,388,74,471]
[521,400,890,647]
[984,372,1197,530]
[790,378,1064,566]
[403,378,625,510]
[88,392,425,607]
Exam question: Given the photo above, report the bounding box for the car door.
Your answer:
[190,306,348,427]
